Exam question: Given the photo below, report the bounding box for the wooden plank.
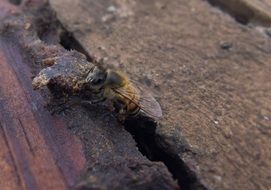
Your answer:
[0,17,86,190]
[0,122,22,190]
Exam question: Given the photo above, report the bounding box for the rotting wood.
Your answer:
[0,2,85,189]
[49,0,271,189]
[0,38,85,190]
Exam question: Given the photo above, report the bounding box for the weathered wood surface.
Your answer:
[0,2,86,189]
[49,0,271,190]
[0,1,177,190]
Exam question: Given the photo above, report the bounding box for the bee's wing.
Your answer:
[114,83,162,119]
[138,87,163,119]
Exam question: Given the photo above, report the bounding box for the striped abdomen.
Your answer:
[114,83,141,116]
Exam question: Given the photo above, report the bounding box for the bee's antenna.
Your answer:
[97,64,106,71]
[91,56,106,69]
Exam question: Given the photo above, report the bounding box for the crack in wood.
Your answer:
[206,0,271,26]
[18,118,35,156]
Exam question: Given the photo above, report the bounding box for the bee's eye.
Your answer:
[86,67,107,87]
[91,78,103,85]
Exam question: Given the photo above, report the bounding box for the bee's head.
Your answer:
[85,66,107,89]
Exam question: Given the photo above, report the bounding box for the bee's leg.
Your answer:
[117,114,127,123]
[80,98,116,121]
[81,96,107,105]
[107,101,115,112]
[100,104,116,122]
[116,104,129,123]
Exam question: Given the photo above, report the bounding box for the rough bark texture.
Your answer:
[49,0,271,190]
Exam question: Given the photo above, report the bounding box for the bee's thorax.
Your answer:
[105,69,129,88]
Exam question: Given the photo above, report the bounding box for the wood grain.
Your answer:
[0,14,86,190]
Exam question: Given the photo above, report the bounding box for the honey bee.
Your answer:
[84,65,162,120]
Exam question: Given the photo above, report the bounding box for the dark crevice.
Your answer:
[57,22,206,190]
[30,4,95,62]
[2,2,206,189]
[59,30,93,62]
[9,0,22,6]
[56,22,206,190]
[124,116,207,190]
[34,5,60,45]
[206,0,253,25]
[43,5,206,189]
